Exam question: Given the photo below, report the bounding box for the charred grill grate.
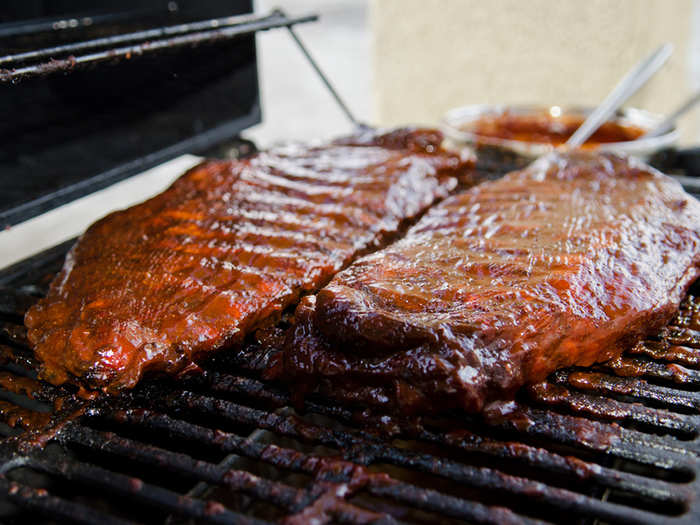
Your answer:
[0,246,699,524]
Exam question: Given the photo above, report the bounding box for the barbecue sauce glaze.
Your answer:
[25,128,473,393]
[270,152,700,414]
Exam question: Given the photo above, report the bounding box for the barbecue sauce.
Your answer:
[467,112,645,149]
[24,128,473,394]
[272,151,700,414]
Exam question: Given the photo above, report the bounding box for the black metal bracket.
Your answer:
[272,8,359,127]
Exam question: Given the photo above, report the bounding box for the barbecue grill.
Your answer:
[2,3,700,524]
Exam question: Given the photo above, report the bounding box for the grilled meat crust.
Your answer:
[25,128,472,393]
[271,152,700,414]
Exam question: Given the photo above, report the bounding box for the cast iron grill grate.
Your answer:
[0,244,699,524]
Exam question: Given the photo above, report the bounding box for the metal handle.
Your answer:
[566,43,673,147]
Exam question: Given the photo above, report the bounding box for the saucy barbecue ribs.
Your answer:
[25,128,472,393]
[270,152,700,414]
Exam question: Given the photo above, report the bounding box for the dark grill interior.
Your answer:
[0,231,699,524]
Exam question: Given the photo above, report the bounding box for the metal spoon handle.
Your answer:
[644,89,700,138]
[567,43,673,147]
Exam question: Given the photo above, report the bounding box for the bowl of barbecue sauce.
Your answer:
[442,105,678,160]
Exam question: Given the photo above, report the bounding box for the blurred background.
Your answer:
[247,0,700,146]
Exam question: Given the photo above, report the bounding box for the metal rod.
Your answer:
[64,426,306,511]
[567,43,673,147]
[198,371,685,505]
[0,475,131,525]
[139,395,680,525]
[280,12,359,126]
[0,12,318,84]
[26,456,271,525]
[106,409,530,525]
[0,12,279,67]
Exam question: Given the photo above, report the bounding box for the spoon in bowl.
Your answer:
[566,43,674,148]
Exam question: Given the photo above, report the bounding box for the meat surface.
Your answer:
[270,152,700,414]
[25,128,473,393]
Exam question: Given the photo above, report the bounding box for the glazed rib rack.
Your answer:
[0,244,699,524]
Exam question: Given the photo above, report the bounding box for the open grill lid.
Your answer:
[0,1,319,229]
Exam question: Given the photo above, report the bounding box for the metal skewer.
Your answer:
[566,43,673,148]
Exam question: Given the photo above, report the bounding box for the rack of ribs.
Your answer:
[270,152,700,414]
[25,128,474,393]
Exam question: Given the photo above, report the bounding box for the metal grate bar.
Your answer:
[659,326,700,348]
[63,425,309,512]
[23,454,271,525]
[200,371,294,408]
[184,372,698,469]
[365,482,539,525]
[418,427,689,506]
[628,341,700,368]
[161,390,378,449]
[104,409,537,524]
[0,473,134,525]
[189,371,694,500]
[361,445,671,525]
[552,370,700,412]
[527,382,698,436]
[152,392,688,523]
[196,371,366,429]
[0,287,37,318]
[480,403,697,469]
[601,357,700,386]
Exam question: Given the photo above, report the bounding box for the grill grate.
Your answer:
[0,247,699,524]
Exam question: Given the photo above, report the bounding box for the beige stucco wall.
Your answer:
[371,0,698,142]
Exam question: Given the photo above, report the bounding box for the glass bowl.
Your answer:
[441,104,679,161]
